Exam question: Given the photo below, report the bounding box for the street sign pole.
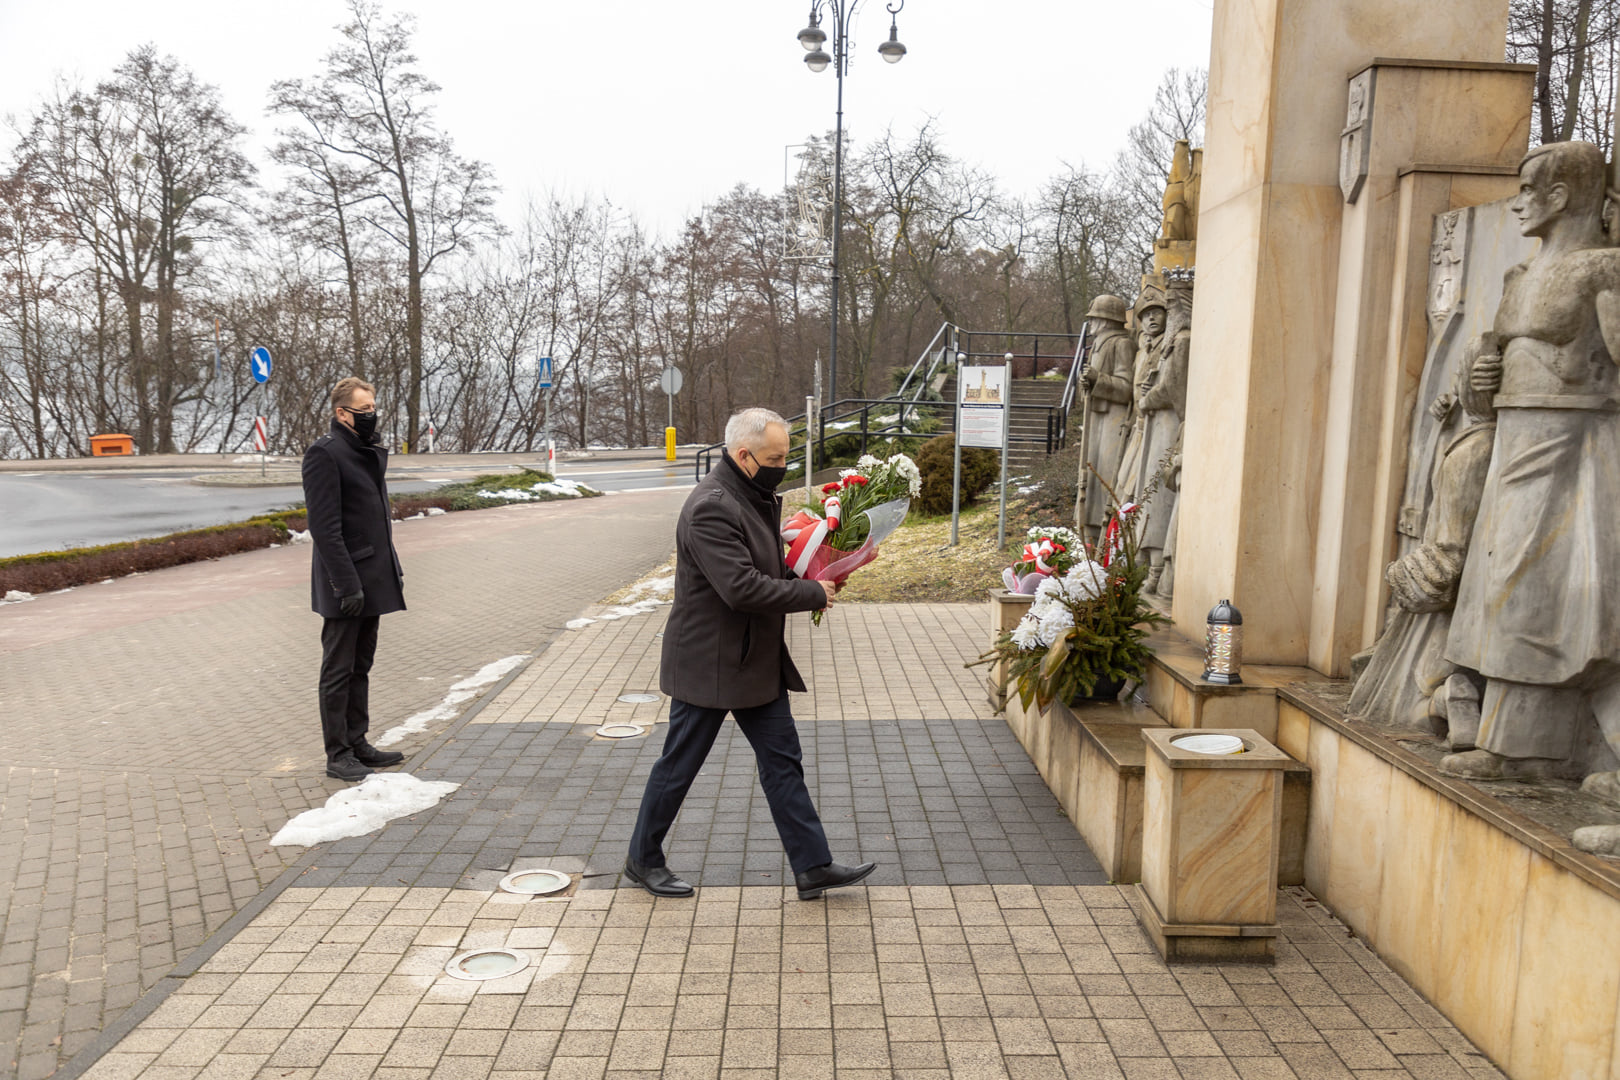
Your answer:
[999,353,1012,551]
[249,346,273,478]
[538,356,554,473]
[659,366,684,463]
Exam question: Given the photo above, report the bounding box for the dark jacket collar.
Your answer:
[718,452,779,514]
[330,417,384,453]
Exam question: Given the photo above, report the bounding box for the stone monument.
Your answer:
[1435,142,1620,803]
[1131,276,1194,596]
[1154,140,1202,272]
[1113,284,1168,495]
[1347,361,1494,739]
[1076,294,1136,540]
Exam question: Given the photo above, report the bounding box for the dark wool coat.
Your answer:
[302,419,406,619]
[660,454,827,709]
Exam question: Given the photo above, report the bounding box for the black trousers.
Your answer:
[319,615,380,761]
[629,692,832,875]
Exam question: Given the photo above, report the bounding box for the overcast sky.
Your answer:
[0,0,1215,239]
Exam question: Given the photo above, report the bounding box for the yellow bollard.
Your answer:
[665,427,676,462]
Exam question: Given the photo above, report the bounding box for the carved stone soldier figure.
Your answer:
[1133,277,1193,593]
[1349,363,1494,736]
[1438,141,1620,793]
[1114,286,1168,495]
[1077,294,1136,540]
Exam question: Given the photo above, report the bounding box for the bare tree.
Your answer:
[1110,68,1208,262]
[1510,0,1619,150]
[269,0,497,453]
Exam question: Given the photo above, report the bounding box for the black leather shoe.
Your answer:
[354,743,405,768]
[794,861,877,900]
[624,859,694,897]
[325,751,372,782]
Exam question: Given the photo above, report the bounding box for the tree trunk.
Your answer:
[1538,0,1558,144]
[1560,0,1596,141]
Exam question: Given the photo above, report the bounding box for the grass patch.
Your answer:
[837,500,1043,604]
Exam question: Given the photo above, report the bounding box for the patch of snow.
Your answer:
[2,590,35,604]
[450,654,529,691]
[426,507,447,516]
[371,654,530,747]
[288,529,311,544]
[271,773,460,847]
[567,599,668,629]
[404,513,425,521]
[475,477,599,501]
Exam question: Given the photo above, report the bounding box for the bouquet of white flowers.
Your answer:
[976,483,1166,709]
[780,453,919,624]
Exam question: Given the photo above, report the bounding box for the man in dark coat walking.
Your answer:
[302,376,407,782]
[626,407,876,900]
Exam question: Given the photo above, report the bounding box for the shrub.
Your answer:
[914,433,1000,516]
[0,520,294,594]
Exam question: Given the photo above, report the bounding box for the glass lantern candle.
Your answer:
[1202,599,1243,684]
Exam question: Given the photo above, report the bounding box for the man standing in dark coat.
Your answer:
[302,376,407,782]
[626,407,876,900]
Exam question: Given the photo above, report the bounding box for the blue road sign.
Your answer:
[250,347,273,384]
[538,356,553,389]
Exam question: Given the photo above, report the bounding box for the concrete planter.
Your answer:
[1130,727,1291,963]
[986,589,1035,712]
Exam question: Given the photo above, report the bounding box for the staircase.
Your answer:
[935,375,1070,476]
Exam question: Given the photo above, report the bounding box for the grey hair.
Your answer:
[724,407,787,451]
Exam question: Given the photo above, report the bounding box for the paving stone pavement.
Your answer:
[298,605,1107,892]
[3,487,1508,1080]
[80,883,1506,1080]
[0,488,688,1080]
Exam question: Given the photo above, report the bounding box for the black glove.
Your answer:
[339,590,365,617]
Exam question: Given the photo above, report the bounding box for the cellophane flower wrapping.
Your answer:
[787,453,919,624]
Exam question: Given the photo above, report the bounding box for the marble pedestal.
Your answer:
[1131,727,1290,962]
[987,590,1035,711]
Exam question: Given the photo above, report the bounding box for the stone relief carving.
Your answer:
[1340,69,1374,204]
[1076,294,1137,539]
[1417,141,1620,855]
[1348,362,1493,736]
[1113,284,1168,501]
[1159,141,1199,243]
[1131,275,1193,597]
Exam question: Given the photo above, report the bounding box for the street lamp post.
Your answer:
[797,0,906,407]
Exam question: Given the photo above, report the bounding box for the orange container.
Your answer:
[89,433,135,457]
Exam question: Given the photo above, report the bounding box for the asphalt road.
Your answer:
[0,452,696,557]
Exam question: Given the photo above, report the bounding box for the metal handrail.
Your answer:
[693,396,1062,481]
[893,322,954,403]
[1056,324,1091,448]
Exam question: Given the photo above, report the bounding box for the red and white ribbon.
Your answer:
[1101,502,1139,568]
[782,493,842,578]
[1021,538,1064,575]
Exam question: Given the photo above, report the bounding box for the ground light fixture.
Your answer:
[795,0,908,406]
[498,868,572,896]
[443,949,529,981]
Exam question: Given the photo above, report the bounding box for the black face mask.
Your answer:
[347,410,379,442]
[742,452,786,493]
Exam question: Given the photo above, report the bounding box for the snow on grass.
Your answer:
[475,478,599,501]
[372,654,530,748]
[2,590,35,604]
[271,773,460,847]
